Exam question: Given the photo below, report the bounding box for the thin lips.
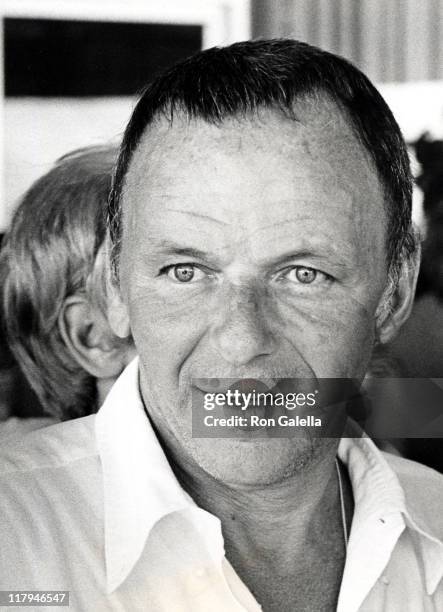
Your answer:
[193,378,278,394]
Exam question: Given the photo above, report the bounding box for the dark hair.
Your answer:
[1,145,119,419]
[108,38,416,282]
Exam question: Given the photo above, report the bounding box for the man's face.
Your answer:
[118,101,388,484]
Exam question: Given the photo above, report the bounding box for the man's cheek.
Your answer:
[127,290,213,352]
[275,281,376,328]
[275,292,376,375]
[128,275,214,314]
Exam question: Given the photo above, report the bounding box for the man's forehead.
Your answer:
[118,97,387,286]
[123,96,377,196]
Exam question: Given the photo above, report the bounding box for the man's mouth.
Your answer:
[193,378,285,434]
[194,377,278,395]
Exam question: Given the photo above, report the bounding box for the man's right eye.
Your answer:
[161,263,206,283]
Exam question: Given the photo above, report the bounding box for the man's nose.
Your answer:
[209,284,276,366]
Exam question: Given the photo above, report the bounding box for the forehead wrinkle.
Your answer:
[244,216,355,247]
[163,208,230,226]
[243,214,338,232]
[135,219,229,249]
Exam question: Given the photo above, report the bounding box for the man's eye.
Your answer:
[163,264,206,283]
[282,266,329,285]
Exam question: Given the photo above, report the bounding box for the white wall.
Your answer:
[4,97,134,218]
[0,0,250,230]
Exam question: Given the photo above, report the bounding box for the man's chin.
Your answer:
[189,437,320,487]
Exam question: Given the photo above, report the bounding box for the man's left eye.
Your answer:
[164,263,206,283]
[282,266,329,285]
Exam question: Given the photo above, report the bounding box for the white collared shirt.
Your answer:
[0,358,442,611]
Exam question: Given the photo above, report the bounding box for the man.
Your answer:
[0,40,442,611]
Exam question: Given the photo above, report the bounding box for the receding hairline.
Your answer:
[108,38,415,284]
[120,95,384,234]
[122,94,379,192]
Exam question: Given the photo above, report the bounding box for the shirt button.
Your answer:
[185,568,210,595]
[381,575,390,585]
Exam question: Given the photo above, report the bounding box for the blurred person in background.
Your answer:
[0,302,22,421]
[0,243,18,421]
[388,133,443,376]
[0,145,135,437]
[0,233,43,426]
[386,133,443,471]
[0,323,48,432]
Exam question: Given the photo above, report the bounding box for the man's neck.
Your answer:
[173,442,339,533]
[168,443,353,611]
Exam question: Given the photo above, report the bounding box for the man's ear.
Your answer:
[103,236,131,339]
[106,279,131,340]
[58,295,132,379]
[375,248,420,345]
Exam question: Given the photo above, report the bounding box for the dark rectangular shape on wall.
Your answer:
[4,17,202,97]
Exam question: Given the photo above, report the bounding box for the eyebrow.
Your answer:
[153,240,215,262]
[152,240,349,271]
[264,249,349,270]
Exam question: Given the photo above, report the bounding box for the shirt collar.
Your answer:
[96,357,195,593]
[338,424,443,601]
[96,360,443,597]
